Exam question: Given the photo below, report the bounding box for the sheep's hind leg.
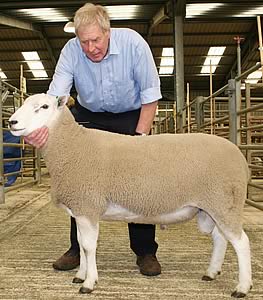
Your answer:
[202,225,227,281]
[74,216,99,294]
[226,230,252,298]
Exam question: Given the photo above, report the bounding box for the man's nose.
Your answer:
[87,42,95,53]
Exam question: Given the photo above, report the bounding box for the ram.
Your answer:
[9,93,252,298]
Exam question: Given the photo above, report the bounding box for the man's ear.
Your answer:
[57,96,69,108]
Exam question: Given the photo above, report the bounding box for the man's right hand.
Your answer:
[24,126,49,149]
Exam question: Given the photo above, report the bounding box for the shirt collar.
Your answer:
[108,32,119,55]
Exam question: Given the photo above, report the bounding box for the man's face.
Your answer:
[77,24,110,62]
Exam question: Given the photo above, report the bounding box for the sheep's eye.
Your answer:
[42,104,49,109]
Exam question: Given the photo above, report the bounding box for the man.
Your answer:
[25,3,162,276]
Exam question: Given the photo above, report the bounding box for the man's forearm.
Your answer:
[136,101,158,134]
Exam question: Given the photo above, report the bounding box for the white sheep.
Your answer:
[9,94,252,298]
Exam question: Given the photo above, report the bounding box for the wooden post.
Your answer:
[257,16,263,81]
[209,60,214,134]
[245,82,252,197]
[186,83,191,133]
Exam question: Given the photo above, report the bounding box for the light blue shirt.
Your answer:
[48,28,162,113]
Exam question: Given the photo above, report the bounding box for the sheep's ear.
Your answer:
[56,96,68,108]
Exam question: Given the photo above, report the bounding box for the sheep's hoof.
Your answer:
[231,291,246,298]
[73,277,84,284]
[202,271,220,281]
[202,275,214,281]
[79,287,93,294]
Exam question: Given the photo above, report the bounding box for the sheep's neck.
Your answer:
[41,107,95,176]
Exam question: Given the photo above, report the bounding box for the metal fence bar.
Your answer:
[1,81,30,98]
[3,142,32,148]
[248,182,263,190]
[239,145,263,150]
[4,168,37,177]
[248,164,263,170]
[238,123,263,131]
[3,156,37,162]
[246,198,263,210]
[235,62,262,81]
[200,84,229,105]
[237,102,263,115]
[4,179,38,192]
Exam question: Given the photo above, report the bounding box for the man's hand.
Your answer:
[24,126,49,149]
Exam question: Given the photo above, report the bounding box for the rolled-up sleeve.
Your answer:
[140,87,162,104]
[134,38,162,104]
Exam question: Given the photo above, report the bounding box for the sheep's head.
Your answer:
[9,93,68,136]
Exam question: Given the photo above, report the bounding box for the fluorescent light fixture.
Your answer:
[64,21,75,33]
[234,6,263,17]
[22,51,48,78]
[245,70,262,84]
[0,68,7,79]
[22,51,40,60]
[105,5,140,20]
[17,8,69,22]
[186,3,224,18]
[159,48,174,75]
[201,46,226,74]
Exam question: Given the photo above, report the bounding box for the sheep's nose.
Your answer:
[8,120,18,125]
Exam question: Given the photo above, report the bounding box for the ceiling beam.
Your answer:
[147,2,169,39]
[0,1,165,9]
[3,77,52,81]
[150,43,237,48]
[0,59,51,63]
[0,31,252,43]
[0,62,233,73]
[0,43,239,54]
[0,12,40,31]
[0,54,236,62]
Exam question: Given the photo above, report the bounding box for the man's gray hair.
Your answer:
[74,3,110,34]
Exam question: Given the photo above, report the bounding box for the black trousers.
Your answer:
[69,102,158,256]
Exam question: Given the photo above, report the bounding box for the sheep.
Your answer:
[8,93,252,298]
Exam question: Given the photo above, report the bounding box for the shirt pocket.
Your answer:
[115,79,137,101]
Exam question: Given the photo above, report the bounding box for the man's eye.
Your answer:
[42,104,49,109]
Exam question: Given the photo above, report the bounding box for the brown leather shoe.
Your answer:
[53,249,80,271]
[136,254,161,276]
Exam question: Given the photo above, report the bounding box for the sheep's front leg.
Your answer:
[202,225,227,281]
[74,216,99,294]
[72,225,86,284]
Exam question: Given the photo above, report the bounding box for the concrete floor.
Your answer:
[0,176,262,300]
